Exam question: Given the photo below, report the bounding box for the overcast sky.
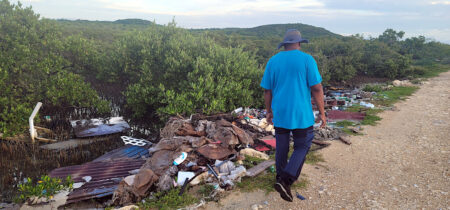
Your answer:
[14,0,450,43]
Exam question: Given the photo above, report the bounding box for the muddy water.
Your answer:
[0,102,162,202]
[0,135,124,202]
[0,81,168,203]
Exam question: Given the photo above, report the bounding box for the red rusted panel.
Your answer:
[327,110,366,121]
[49,159,146,203]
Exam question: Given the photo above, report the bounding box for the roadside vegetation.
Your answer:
[139,188,198,210]
[14,175,73,203]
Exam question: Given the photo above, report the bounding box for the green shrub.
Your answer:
[139,188,198,210]
[15,175,73,203]
[0,1,109,137]
[363,85,384,92]
[123,25,263,118]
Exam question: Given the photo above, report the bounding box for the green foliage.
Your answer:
[15,175,73,203]
[122,25,263,118]
[361,115,382,126]
[418,64,450,78]
[242,155,266,169]
[363,84,384,92]
[0,0,109,137]
[360,40,412,79]
[305,151,325,164]
[139,188,198,210]
[197,184,215,197]
[374,86,419,107]
[335,120,355,127]
[1,1,449,138]
[237,172,307,193]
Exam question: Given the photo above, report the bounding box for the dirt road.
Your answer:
[206,71,450,209]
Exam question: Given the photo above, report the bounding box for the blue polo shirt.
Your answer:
[260,50,322,129]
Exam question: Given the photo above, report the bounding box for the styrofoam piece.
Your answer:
[177,171,195,186]
[121,136,150,147]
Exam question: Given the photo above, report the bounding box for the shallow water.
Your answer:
[0,100,162,202]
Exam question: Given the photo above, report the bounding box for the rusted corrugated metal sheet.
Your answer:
[50,159,146,203]
[66,178,121,203]
[70,117,130,138]
[93,145,150,162]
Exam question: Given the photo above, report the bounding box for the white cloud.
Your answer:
[95,0,384,20]
[430,1,450,5]
[413,28,450,43]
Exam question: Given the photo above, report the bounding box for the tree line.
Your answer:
[0,0,449,137]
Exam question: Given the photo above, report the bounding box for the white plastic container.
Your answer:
[173,152,188,165]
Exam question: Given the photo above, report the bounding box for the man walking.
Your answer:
[260,29,326,202]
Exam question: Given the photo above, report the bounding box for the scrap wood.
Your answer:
[35,136,57,143]
[312,139,331,146]
[246,160,275,177]
[197,143,236,160]
[34,126,54,134]
[339,136,352,145]
[40,136,114,150]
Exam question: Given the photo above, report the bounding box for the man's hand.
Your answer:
[316,113,327,128]
[266,111,273,124]
[264,89,273,125]
[311,83,326,128]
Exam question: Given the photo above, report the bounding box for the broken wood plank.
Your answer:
[312,139,331,146]
[35,137,57,143]
[245,160,275,177]
[34,126,54,134]
[339,136,352,145]
[40,136,114,150]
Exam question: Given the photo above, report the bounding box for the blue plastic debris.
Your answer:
[93,145,150,162]
[296,192,306,200]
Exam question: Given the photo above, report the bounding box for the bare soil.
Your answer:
[205,71,450,209]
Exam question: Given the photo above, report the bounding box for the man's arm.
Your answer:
[311,83,326,128]
[264,89,273,124]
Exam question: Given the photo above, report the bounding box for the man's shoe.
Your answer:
[274,180,293,202]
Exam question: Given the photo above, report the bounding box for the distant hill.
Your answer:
[57,18,155,26]
[54,20,340,51]
[192,23,341,39]
[55,19,156,43]
[113,19,154,25]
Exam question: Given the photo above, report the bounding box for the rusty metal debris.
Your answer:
[327,110,366,122]
[50,159,146,204]
[93,145,150,162]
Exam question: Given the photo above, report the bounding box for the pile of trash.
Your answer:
[43,86,384,208]
[322,87,376,112]
[232,107,275,135]
[110,115,275,205]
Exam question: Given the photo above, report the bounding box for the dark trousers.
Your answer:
[275,126,314,186]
